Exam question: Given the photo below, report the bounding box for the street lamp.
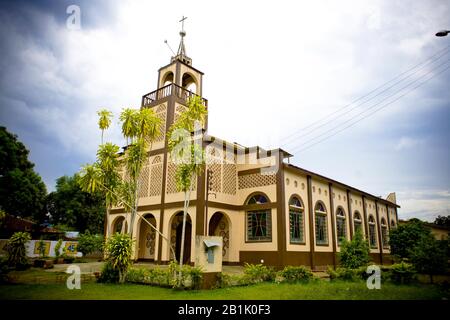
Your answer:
[435,30,450,37]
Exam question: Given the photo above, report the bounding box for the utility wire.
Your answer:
[280,44,450,146]
[289,62,450,154]
[282,47,450,147]
[287,59,450,151]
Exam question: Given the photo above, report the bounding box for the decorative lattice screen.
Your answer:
[238,172,276,189]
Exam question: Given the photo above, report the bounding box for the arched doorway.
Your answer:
[138,214,157,260]
[170,212,192,264]
[208,212,230,261]
[112,216,127,234]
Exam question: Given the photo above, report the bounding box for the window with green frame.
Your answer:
[247,210,271,241]
[289,196,304,243]
[368,215,377,248]
[315,202,328,245]
[381,218,389,248]
[336,208,346,245]
[353,211,362,235]
[246,194,271,242]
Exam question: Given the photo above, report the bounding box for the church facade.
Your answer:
[107,33,399,270]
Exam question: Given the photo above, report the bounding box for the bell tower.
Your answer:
[157,16,204,97]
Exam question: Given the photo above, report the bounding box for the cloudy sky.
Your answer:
[0,0,449,222]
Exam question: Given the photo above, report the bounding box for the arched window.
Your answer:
[353,211,363,235]
[390,219,396,228]
[315,202,328,245]
[336,208,346,245]
[246,194,271,242]
[247,194,268,204]
[162,72,174,86]
[381,218,389,248]
[368,215,377,248]
[289,196,304,244]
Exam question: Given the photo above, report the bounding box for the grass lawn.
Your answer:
[1,280,448,300]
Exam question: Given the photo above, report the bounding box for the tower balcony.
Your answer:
[141,83,208,108]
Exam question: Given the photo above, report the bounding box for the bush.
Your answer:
[37,238,46,259]
[0,256,11,283]
[389,262,417,284]
[240,263,275,285]
[54,238,63,259]
[327,266,360,281]
[104,233,134,283]
[97,261,120,283]
[215,272,233,288]
[125,264,203,290]
[338,230,370,269]
[6,232,31,269]
[409,235,447,283]
[78,233,104,256]
[277,266,313,283]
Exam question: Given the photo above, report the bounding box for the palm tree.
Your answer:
[168,95,207,284]
[126,108,161,236]
[120,108,139,145]
[97,109,113,144]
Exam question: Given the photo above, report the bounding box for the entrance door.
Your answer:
[175,221,192,264]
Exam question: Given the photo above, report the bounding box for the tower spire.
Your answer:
[171,16,192,65]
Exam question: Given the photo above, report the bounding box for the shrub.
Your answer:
[0,256,11,283]
[126,268,147,283]
[78,233,104,256]
[104,233,134,283]
[97,261,120,283]
[389,218,431,260]
[215,272,232,288]
[240,263,275,285]
[185,265,203,290]
[125,264,203,290]
[6,232,31,269]
[338,230,370,269]
[278,266,313,283]
[327,266,359,281]
[409,235,447,283]
[54,239,63,259]
[389,262,417,284]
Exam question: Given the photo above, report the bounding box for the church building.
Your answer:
[107,25,399,270]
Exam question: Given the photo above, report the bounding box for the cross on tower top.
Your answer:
[179,16,187,33]
[172,15,191,65]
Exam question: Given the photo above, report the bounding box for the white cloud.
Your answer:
[397,189,450,222]
[395,136,425,151]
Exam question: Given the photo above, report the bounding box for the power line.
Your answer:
[280,44,450,146]
[287,59,450,151]
[289,62,450,154]
[282,47,450,147]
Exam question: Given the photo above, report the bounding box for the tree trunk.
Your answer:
[178,172,195,284]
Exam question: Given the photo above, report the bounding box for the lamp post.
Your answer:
[435,30,450,37]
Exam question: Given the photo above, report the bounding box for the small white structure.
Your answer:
[194,235,222,273]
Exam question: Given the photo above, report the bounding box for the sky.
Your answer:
[0,0,449,222]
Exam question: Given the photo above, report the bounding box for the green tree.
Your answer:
[104,233,134,283]
[338,229,370,269]
[46,174,105,233]
[78,107,162,240]
[97,109,113,144]
[434,215,450,228]
[389,218,431,260]
[409,235,447,283]
[6,232,31,269]
[0,127,47,222]
[168,95,207,282]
